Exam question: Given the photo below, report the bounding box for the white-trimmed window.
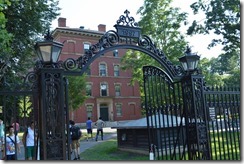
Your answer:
[114,65,119,77]
[99,63,107,76]
[84,43,90,53]
[86,105,93,118]
[100,83,108,96]
[116,104,122,116]
[115,84,121,96]
[86,83,92,96]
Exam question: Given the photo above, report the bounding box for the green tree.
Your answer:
[137,0,189,63]
[198,57,225,86]
[0,0,12,77]
[66,75,87,111]
[1,0,60,82]
[187,0,240,86]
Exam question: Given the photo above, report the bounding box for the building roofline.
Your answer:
[52,27,105,38]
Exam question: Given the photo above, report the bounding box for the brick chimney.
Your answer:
[98,24,106,32]
[58,17,66,27]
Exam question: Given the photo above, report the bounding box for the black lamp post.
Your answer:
[178,46,200,73]
[34,31,70,160]
[179,46,211,160]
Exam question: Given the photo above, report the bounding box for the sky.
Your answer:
[51,0,225,59]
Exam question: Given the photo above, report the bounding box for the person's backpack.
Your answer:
[70,125,82,140]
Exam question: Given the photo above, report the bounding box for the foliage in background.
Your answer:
[66,75,87,111]
[198,57,225,86]
[122,0,240,94]
[187,0,240,86]
[18,96,32,118]
[0,0,12,61]
[0,0,60,84]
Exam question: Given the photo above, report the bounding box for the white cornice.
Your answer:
[52,27,105,38]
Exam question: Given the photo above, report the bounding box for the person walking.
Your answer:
[0,119,4,147]
[68,120,73,155]
[86,117,93,141]
[70,120,82,160]
[2,125,21,160]
[95,117,105,141]
[22,121,36,160]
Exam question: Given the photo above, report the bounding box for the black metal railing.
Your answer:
[204,86,240,160]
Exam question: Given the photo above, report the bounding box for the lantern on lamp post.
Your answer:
[178,46,200,73]
[178,46,211,160]
[34,30,63,65]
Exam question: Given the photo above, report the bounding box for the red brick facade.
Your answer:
[52,18,142,124]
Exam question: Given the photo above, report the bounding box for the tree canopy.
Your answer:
[0,0,60,81]
[187,0,240,86]
[121,0,240,88]
[66,75,87,111]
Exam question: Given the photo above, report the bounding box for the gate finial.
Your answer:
[116,9,139,27]
[185,45,192,55]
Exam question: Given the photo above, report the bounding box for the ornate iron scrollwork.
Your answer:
[49,9,185,80]
[116,9,139,27]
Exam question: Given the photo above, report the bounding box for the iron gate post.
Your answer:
[37,67,68,160]
[181,73,211,160]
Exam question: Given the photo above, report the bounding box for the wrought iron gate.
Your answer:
[143,66,186,160]
[0,74,38,160]
[0,69,71,160]
[143,65,240,160]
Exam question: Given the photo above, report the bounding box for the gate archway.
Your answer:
[60,9,209,160]
[62,9,212,160]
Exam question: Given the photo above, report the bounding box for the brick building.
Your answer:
[52,17,142,124]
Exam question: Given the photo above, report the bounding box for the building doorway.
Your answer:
[100,104,109,121]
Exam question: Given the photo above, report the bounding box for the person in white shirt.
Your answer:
[2,125,21,160]
[22,121,36,160]
[0,119,4,144]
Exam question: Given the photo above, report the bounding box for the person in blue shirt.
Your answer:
[86,117,93,141]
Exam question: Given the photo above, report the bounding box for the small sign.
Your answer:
[114,25,141,38]
[209,107,215,120]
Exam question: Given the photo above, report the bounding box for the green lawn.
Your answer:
[78,130,240,160]
[80,138,149,160]
[209,131,240,160]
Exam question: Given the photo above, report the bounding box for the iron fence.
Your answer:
[204,86,240,160]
